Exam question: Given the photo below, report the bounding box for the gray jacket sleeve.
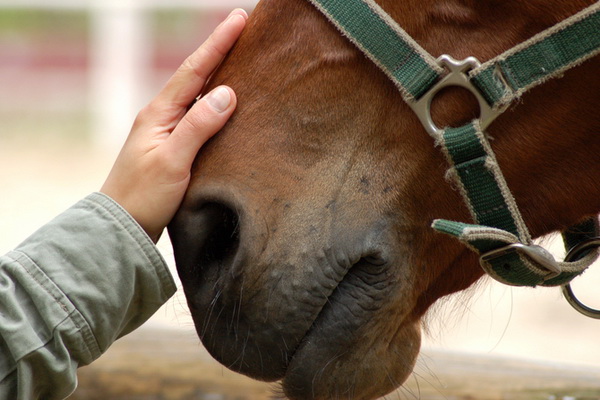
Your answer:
[0,192,176,399]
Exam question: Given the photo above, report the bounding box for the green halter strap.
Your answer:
[471,7,600,108]
[306,0,600,287]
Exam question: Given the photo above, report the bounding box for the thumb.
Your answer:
[164,85,237,166]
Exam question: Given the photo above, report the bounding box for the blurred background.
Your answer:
[1,1,599,398]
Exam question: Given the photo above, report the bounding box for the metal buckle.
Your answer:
[561,237,600,319]
[480,243,562,281]
[409,55,506,138]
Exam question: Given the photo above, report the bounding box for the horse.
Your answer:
[168,0,600,398]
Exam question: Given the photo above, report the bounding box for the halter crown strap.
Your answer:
[306,0,600,287]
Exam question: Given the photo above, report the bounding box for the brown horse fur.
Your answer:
[168,0,600,398]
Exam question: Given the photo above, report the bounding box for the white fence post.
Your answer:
[88,1,151,151]
[0,0,258,150]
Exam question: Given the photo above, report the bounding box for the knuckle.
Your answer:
[191,100,219,122]
[133,104,153,126]
[180,52,210,81]
[180,55,196,74]
[181,42,226,80]
[204,39,227,60]
[181,109,210,132]
[179,108,221,140]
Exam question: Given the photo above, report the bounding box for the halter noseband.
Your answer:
[306,0,600,316]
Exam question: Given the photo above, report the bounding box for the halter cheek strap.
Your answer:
[306,0,600,288]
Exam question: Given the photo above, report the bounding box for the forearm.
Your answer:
[0,193,175,399]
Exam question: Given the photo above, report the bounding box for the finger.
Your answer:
[162,85,237,168]
[155,9,247,110]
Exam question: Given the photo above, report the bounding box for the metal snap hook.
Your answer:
[561,237,600,319]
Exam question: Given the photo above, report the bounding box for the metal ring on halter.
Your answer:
[561,237,600,319]
[409,55,508,139]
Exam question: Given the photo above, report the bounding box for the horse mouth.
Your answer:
[284,256,389,356]
[280,259,421,400]
[170,197,420,399]
[180,254,419,399]
[184,260,419,399]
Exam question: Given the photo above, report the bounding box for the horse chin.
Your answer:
[283,319,421,400]
[279,258,422,399]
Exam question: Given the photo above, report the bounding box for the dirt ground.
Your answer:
[70,327,600,400]
[2,142,600,399]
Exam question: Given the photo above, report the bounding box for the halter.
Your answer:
[306,0,600,316]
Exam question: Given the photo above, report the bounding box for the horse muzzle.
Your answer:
[169,184,420,399]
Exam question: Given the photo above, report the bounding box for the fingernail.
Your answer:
[224,10,247,26]
[204,86,231,113]
[228,8,248,21]
[234,8,249,19]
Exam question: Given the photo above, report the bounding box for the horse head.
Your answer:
[169,0,600,398]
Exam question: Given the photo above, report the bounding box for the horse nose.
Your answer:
[169,190,292,381]
[169,195,245,285]
[192,202,240,273]
[169,187,410,385]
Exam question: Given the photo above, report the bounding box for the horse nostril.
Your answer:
[169,191,251,291]
[195,202,240,273]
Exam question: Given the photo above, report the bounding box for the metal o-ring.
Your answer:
[561,237,600,319]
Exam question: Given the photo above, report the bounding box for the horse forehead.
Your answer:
[247,0,592,68]
[428,1,477,25]
[377,0,595,27]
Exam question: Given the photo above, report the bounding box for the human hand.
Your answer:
[101,9,248,242]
